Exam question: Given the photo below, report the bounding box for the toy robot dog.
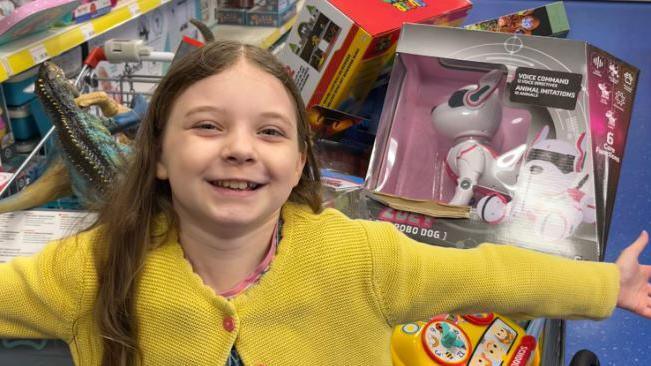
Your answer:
[430,69,521,206]
[477,126,596,241]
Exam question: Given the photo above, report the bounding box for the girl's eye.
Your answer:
[195,122,220,130]
[260,128,285,137]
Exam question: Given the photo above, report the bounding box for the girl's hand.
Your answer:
[616,230,651,318]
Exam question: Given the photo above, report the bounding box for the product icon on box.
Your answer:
[365,25,639,260]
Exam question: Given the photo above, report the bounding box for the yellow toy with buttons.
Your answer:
[391,313,541,366]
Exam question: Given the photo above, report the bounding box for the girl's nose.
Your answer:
[222,129,256,164]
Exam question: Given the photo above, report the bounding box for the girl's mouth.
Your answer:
[209,180,263,191]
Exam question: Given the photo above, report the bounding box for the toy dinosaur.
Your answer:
[0,62,132,213]
[39,61,132,205]
[0,19,216,213]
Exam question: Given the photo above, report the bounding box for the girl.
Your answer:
[0,40,649,366]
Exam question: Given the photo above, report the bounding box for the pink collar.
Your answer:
[219,222,279,298]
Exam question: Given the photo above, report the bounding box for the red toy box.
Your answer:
[277,0,471,114]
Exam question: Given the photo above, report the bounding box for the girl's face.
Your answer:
[157,60,306,234]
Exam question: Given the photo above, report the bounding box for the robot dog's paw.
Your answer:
[476,194,509,224]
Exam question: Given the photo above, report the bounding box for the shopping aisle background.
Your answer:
[464,1,651,365]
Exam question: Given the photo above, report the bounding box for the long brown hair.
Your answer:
[93,40,322,365]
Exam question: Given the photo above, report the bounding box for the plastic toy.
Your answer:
[477,125,596,241]
[430,69,521,206]
[0,0,80,46]
[391,313,541,366]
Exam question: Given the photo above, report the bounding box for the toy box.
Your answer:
[464,1,569,37]
[217,7,247,25]
[253,0,293,12]
[218,0,254,9]
[247,1,296,27]
[72,0,113,23]
[364,24,639,261]
[277,0,471,114]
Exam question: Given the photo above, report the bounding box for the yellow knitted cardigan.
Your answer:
[0,203,619,365]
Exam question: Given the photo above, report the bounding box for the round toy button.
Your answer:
[463,313,495,326]
[421,320,471,365]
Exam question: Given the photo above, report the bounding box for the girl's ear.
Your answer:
[156,159,169,180]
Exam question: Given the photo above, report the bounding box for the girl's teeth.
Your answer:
[215,180,257,190]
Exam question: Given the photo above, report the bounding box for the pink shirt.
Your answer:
[219,222,279,299]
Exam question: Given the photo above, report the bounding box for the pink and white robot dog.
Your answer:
[430,69,520,206]
[477,125,596,241]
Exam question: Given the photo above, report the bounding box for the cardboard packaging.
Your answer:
[277,0,471,114]
[217,7,248,25]
[365,24,639,261]
[247,1,296,27]
[465,1,570,37]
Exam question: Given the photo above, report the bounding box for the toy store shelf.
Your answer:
[0,0,169,83]
[212,0,304,49]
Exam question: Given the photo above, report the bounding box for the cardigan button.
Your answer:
[223,316,235,332]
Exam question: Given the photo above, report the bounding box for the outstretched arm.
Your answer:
[616,230,651,318]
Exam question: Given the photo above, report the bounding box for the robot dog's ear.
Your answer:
[464,69,504,107]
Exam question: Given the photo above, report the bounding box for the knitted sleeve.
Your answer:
[0,236,86,341]
[361,220,620,326]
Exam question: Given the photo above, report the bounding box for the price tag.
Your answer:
[81,23,95,40]
[129,3,140,16]
[29,45,48,65]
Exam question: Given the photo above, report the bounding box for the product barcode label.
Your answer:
[29,45,48,64]
[81,24,95,40]
[129,3,140,16]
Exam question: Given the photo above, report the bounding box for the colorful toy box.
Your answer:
[277,0,472,114]
[253,0,293,12]
[364,24,639,261]
[218,0,254,9]
[464,1,570,38]
[72,0,113,23]
[247,1,296,27]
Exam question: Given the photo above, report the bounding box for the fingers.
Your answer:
[626,230,649,257]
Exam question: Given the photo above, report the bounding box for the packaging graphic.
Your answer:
[365,24,639,261]
[277,0,471,114]
[465,1,570,37]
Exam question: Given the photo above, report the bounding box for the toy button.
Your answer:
[463,313,495,326]
[223,316,235,332]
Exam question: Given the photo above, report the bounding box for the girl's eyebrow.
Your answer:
[259,111,294,127]
[183,105,225,118]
